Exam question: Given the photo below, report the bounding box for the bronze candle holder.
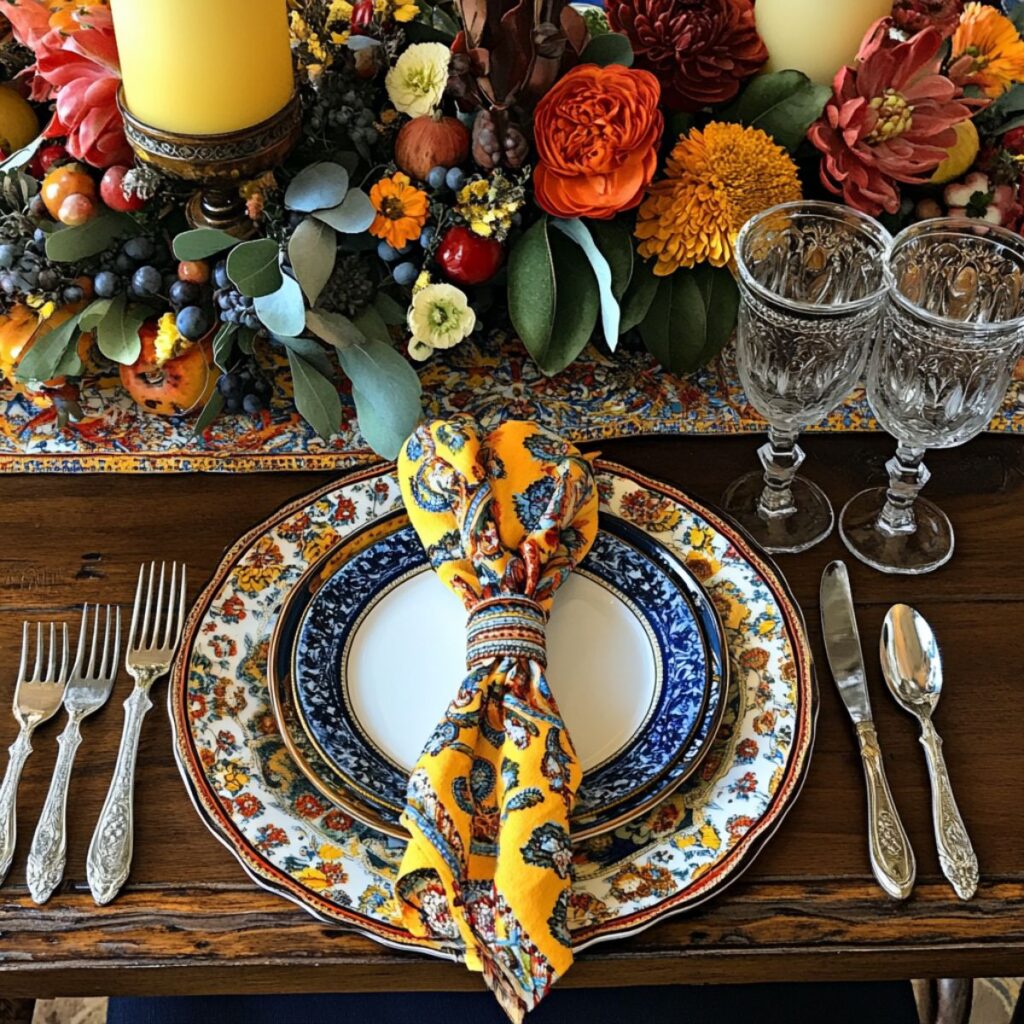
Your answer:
[117,89,302,238]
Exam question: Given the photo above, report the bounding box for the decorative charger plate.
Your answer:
[170,461,817,957]
[273,510,727,839]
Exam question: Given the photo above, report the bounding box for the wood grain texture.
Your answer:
[0,432,1021,997]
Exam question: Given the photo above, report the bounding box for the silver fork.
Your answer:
[87,563,186,905]
[27,605,121,904]
[0,622,70,885]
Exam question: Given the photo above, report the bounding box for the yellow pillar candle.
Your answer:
[756,0,894,86]
[110,0,295,136]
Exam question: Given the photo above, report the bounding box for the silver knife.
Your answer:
[821,561,916,900]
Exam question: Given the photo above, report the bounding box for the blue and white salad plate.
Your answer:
[268,511,727,840]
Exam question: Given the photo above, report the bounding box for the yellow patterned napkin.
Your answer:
[395,418,599,1021]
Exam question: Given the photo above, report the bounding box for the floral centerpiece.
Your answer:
[0,0,1022,456]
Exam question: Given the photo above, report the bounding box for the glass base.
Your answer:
[721,470,834,554]
[839,487,955,575]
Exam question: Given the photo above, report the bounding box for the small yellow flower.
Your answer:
[26,295,56,320]
[413,270,431,293]
[385,42,450,118]
[153,312,186,366]
[406,282,475,360]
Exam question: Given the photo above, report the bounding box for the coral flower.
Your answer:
[634,122,801,274]
[950,2,1024,98]
[892,0,963,39]
[807,18,975,217]
[368,172,429,248]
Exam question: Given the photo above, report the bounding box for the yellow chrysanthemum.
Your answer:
[154,312,186,366]
[635,121,802,275]
[952,2,1024,98]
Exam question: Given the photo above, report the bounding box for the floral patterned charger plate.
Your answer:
[169,461,816,956]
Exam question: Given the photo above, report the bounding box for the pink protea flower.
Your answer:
[807,17,977,216]
[36,5,131,168]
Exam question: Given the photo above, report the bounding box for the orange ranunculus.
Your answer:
[532,63,663,221]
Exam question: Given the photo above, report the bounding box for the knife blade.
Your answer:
[820,561,916,900]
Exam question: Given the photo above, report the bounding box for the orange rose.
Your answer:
[533,63,663,220]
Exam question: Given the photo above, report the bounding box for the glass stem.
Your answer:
[876,442,930,536]
[756,427,805,521]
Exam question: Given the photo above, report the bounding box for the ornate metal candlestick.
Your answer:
[118,89,302,237]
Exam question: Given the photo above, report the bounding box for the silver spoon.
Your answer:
[880,604,978,900]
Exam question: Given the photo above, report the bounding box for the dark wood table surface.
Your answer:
[0,432,1022,998]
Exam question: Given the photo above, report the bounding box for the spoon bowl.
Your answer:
[880,603,942,716]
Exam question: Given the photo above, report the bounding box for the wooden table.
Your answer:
[1,432,1022,999]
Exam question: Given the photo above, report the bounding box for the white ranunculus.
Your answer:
[406,282,476,360]
[385,42,451,118]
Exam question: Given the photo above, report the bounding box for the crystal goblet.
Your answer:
[722,201,892,554]
[840,218,1024,574]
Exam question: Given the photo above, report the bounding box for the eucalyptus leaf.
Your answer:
[620,258,660,333]
[374,291,408,325]
[287,349,342,439]
[346,35,380,50]
[54,336,83,377]
[314,188,375,233]
[552,218,620,347]
[237,326,255,356]
[580,31,633,67]
[254,273,307,337]
[335,152,361,176]
[45,213,137,263]
[78,297,114,333]
[191,389,225,438]
[306,307,366,350]
[14,312,81,383]
[0,135,43,173]
[227,238,283,297]
[285,162,350,213]
[721,70,831,152]
[288,217,336,305]
[353,304,391,345]
[337,340,423,459]
[588,219,633,302]
[275,333,335,377]
[172,228,238,261]
[96,295,146,364]
[0,168,38,211]
[212,321,238,371]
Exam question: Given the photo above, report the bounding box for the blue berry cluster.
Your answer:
[213,260,260,332]
[217,361,272,415]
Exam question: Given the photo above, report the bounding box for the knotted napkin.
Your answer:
[395,418,599,1021]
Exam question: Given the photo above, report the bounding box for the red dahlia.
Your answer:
[892,0,964,39]
[606,0,767,111]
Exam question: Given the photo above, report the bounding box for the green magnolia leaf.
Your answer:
[212,321,238,371]
[509,218,599,375]
[314,188,376,233]
[45,213,137,263]
[691,262,739,365]
[255,273,306,337]
[288,217,336,305]
[722,70,831,152]
[587,219,634,302]
[374,291,407,325]
[172,228,238,261]
[14,312,82,382]
[619,258,660,333]
[287,348,342,439]
[668,111,694,140]
[96,295,146,364]
[227,238,283,297]
[552,218,620,347]
[275,333,335,377]
[191,389,225,438]
[337,339,423,459]
[580,31,633,67]
[306,307,366,350]
[285,162,350,213]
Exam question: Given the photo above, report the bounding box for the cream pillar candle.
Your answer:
[110,0,295,136]
[756,0,895,86]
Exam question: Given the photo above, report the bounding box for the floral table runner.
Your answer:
[2,333,1022,473]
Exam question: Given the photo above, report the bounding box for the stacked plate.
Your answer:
[170,461,816,956]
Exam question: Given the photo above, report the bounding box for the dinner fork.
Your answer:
[0,622,70,885]
[87,563,186,905]
[27,605,121,904]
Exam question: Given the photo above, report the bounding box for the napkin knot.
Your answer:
[466,596,547,669]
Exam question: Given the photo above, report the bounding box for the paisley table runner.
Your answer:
[2,333,1022,473]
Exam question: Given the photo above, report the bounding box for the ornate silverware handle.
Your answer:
[855,721,916,900]
[920,719,979,900]
[0,728,33,884]
[27,716,83,903]
[87,685,153,905]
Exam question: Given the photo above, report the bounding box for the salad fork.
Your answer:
[27,605,121,904]
[87,562,186,905]
[0,622,70,885]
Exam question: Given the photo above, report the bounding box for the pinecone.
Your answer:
[320,253,375,317]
